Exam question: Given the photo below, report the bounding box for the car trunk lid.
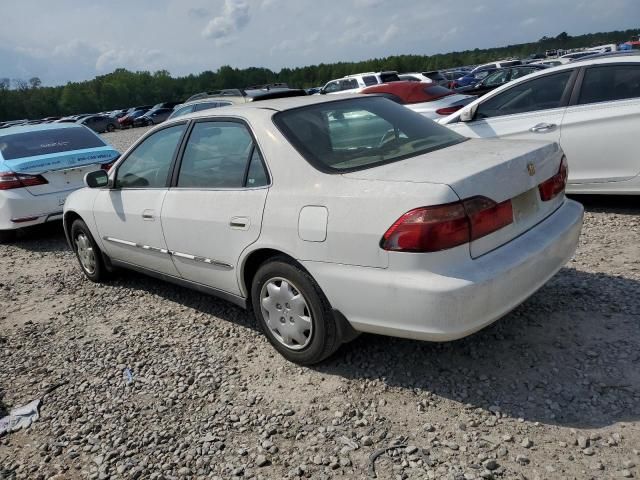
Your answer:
[343,138,565,258]
[3,146,119,196]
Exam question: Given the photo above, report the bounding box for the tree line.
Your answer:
[0,29,636,122]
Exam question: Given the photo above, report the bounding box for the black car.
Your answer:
[133,108,174,127]
[456,65,549,97]
[79,115,118,133]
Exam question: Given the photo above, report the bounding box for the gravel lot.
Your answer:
[1,127,639,480]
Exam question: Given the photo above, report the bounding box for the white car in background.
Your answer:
[320,71,401,94]
[440,53,640,194]
[0,124,120,241]
[64,94,583,364]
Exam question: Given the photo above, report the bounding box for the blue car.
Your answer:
[0,123,119,241]
[452,68,498,89]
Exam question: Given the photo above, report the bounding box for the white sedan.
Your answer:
[0,123,120,241]
[440,53,640,194]
[63,94,583,364]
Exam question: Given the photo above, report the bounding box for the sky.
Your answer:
[1,0,638,86]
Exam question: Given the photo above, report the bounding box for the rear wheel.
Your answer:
[71,219,108,282]
[251,257,341,365]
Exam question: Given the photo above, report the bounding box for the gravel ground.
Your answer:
[1,128,639,479]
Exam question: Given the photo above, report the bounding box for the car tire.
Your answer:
[251,257,342,365]
[107,124,115,132]
[70,219,109,282]
[0,230,17,243]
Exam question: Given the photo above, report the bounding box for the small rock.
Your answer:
[483,459,498,471]
[516,454,530,465]
[362,436,374,447]
[521,438,533,448]
[583,447,595,456]
[256,455,269,467]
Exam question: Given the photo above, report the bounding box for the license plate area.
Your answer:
[511,188,539,224]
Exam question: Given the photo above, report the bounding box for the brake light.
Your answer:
[101,160,116,172]
[463,196,513,240]
[0,172,48,190]
[435,105,464,116]
[538,156,568,201]
[381,196,513,253]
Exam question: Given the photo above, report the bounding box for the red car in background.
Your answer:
[360,81,475,120]
[117,108,151,128]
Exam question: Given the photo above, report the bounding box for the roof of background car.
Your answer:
[167,93,369,123]
[0,122,84,137]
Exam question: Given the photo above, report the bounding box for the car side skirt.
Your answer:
[109,258,247,309]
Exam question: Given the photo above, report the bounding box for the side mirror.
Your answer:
[459,104,478,122]
[319,88,327,95]
[84,170,109,188]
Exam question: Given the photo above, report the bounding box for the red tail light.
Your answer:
[538,156,568,201]
[101,160,116,172]
[463,196,513,240]
[381,196,513,253]
[0,171,49,190]
[435,105,464,116]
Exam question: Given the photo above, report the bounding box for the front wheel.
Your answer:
[251,258,342,365]
[71,219,108,282]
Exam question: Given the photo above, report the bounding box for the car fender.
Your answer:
[63,187,103,250]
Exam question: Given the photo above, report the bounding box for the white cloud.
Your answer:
[95,48,165,72]
[380,24,399,44]
[202,0,250,40]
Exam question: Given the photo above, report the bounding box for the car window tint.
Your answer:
[274,96,466,173]
[483,70,509,86]
[510,68,536,80]
[246,148,269,187]
[171,105,194,118]
[195,102,218,111]
[0,127,105,160]
[476,71,572,119]
[177,122,254,189]
[115,124,186,188]
[579,65,640,104]
[362,76,378,86]
[324,81,340,93]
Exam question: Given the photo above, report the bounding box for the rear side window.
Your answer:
[169,105,194,119]
[476,71,572,119]
[0,127,105,160]
[274,96,466,173]
[195,102,219,111]
[362,76,378,86]
[177,121,257,189]
[578,65,640,104]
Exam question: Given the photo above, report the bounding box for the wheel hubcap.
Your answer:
[260,277,312,350]
[75,233,96,274]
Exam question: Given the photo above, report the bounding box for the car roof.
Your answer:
[0,122,83,137]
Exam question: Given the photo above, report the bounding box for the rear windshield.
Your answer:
[0,127,105,160]
[423,85,454,100]
[273,96,466,173]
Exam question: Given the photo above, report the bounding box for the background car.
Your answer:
[320,71,401,94]
[133,108,174,127]
[399,71,449,86]
[360,81,476,119]
[64,94,582,364]
[118,108,151,128]
[440,52,640,194]
[79,115,118,133]
[450,69,498,89]
[0,123,119,241]
[456,64,549,97]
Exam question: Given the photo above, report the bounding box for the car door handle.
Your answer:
[142,209,155,220]
[230,217,249,229]
[529,123,557,133]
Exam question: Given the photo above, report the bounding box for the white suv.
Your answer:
[320,71,400,94]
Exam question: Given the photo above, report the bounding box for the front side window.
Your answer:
[177,121,257,189]
[579,65,640,104]
[324,81,340,93]
[274,96,466,173]
[115,124,186,188]
[0,127,105,160]
[476,71,573,119]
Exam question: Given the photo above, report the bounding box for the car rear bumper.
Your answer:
[0,190,69,230]
[303,199,584,342]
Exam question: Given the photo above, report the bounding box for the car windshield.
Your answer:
[273,97,466,173]
[0,127,105,160]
